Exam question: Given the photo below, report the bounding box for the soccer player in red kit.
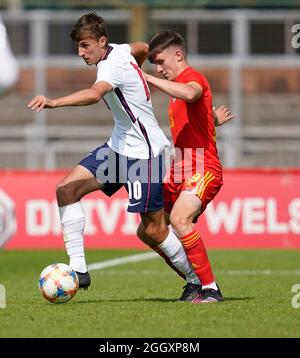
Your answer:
[141,31,234,303]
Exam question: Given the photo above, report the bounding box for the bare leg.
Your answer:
[56,165,103,278]
[170,191,216,288]
[56,165,103,206]
[138,208,199,284]
[137,220,185,280]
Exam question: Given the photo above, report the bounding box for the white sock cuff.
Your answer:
[168,225,179,238]
[158,230,181,257]
[59,202,85,223]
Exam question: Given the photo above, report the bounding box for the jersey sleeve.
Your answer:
[116,43,131,54]
[95,44,131,89]
[95,59,124,89]
[181,70,206,87]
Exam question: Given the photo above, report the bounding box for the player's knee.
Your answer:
[137,224,156,247]
[143,222,167,243]
[56,181,79,205]
[170,213,191,234]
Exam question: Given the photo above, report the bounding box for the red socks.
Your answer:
[180,230,214,285]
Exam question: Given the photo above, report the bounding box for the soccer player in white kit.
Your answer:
[0,15,19,95]
[28,12,199,290]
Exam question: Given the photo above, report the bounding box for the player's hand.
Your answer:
[213,105,235,126]
[27,95,56,112]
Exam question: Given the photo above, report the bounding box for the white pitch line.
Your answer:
[88,252,158,271]
[88,253,300,276]
[93,269,300,276]
[217,269,300,276]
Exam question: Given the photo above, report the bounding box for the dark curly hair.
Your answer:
[70,12,107,43]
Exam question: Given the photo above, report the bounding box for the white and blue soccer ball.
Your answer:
[38,263,79,303]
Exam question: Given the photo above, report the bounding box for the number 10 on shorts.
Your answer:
[127,181,142,200]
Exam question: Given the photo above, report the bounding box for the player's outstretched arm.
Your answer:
[129,42,149,67]
[27,81,112,113]
[213,105,235,126]
[144,72,202,103]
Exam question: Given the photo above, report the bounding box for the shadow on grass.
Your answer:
[74,296,255,304]
[75,297,178,304]
[222,296,255,302]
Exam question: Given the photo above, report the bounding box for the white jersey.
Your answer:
[0,16,19,93]
[95,43,170,159]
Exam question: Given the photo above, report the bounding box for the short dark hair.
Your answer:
[148,31,186,63]
[70,12,107,43]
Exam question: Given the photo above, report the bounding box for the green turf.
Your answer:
[0,249,300,338]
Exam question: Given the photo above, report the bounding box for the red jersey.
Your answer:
[169,67,222,174]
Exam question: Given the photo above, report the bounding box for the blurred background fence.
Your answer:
[0,0,300,169]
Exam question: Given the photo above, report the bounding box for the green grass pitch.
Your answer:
[0,249,299,338]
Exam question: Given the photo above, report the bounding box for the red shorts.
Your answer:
[164,164,223,221]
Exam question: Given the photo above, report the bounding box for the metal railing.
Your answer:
[1,9,300,168]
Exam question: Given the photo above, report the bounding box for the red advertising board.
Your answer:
[0,169,299,249]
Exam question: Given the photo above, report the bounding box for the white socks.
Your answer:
[58,202,201,286]
[158,229,200,285]
[59,202,87,273]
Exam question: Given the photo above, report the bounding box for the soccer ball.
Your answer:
[38,263,79,303]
